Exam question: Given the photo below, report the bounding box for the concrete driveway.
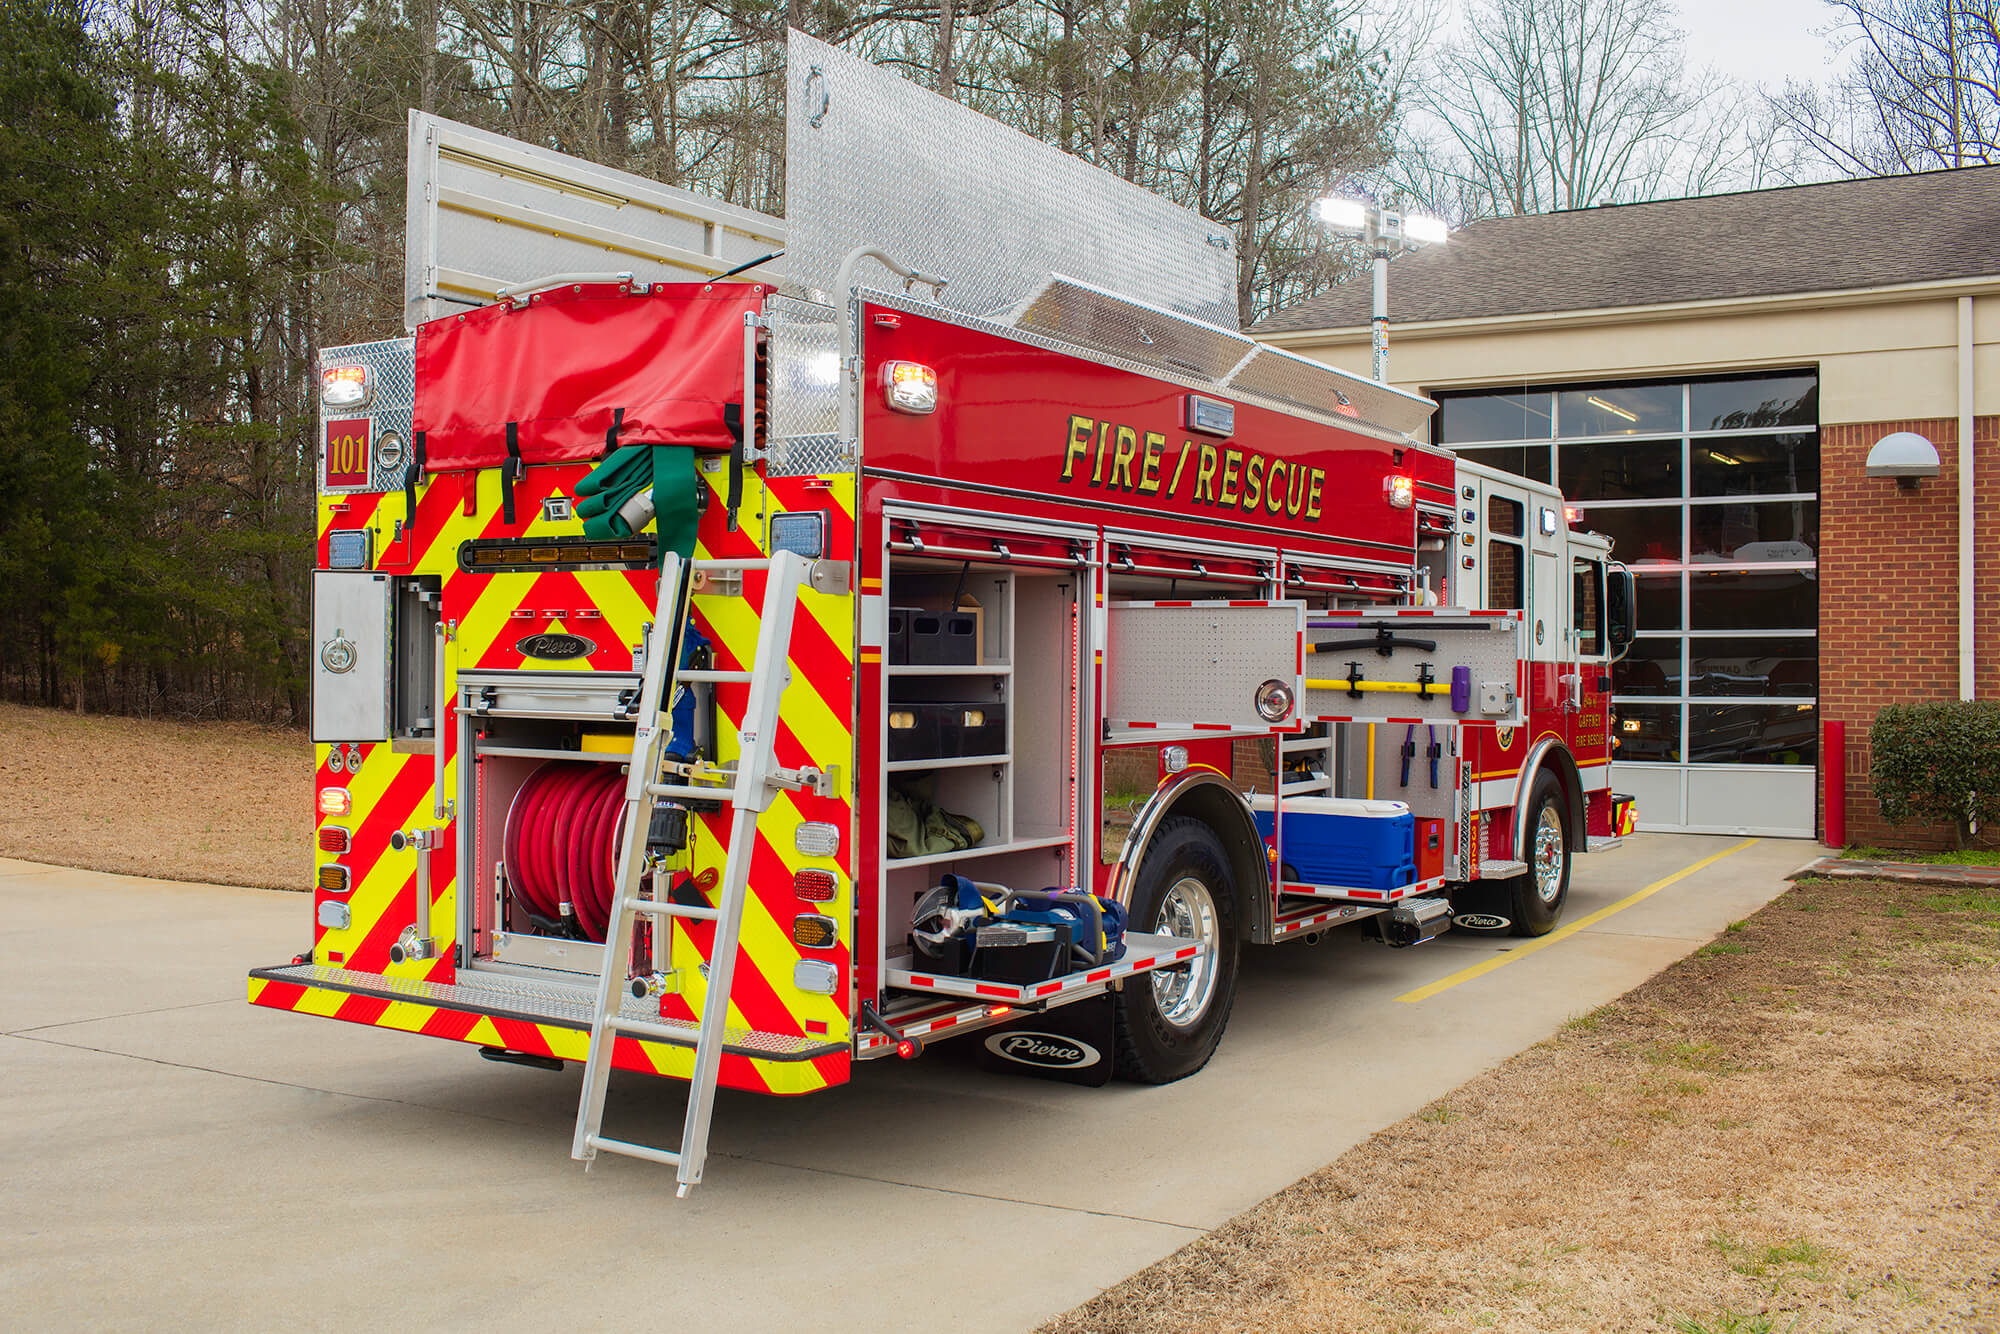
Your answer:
[2,834,1812,1332]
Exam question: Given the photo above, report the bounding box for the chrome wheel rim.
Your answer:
[1533,805,1565,904]
[1150,876,1219,1029]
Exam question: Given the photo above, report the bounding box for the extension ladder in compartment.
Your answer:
[571,549,843,1196]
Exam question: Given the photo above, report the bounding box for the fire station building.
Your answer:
[1260,166,2000,843]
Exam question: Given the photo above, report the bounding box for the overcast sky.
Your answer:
[1676,0,1849,88]
[1433,0,1851,90]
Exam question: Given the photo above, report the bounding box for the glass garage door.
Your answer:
[1436,373,1819,837]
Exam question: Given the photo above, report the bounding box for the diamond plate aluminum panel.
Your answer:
[404,112,786,331]
[862,286,1418,448]
[786,32,1239,329]
[1300,611,1524,725]
[1012,275,1257,382]
[254,963,839,1057]
[1229,345,1435,439]
[765,294,846,474]
[318,338,415,495]
[1105,601,1305,730]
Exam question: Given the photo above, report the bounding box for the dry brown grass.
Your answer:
[1045,879,2000,1334]
[0,702,309,889]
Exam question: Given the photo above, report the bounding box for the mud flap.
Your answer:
[977,995,1116,1087]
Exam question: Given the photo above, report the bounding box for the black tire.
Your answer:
[1113,817,1241,1083]
[1508,772,1571,937]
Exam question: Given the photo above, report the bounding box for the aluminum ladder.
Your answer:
[572,548,833,1196]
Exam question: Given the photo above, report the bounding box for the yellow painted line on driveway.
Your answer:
[1395,838,1760,1004]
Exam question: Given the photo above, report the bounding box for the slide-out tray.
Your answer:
[885,931,1200,1004]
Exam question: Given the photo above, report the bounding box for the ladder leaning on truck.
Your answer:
[249,33,1638,1196]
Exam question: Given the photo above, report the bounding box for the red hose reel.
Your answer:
[502,761,629,942]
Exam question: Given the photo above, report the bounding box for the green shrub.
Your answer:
[1871,701,2000,848]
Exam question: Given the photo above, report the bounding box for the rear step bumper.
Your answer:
[248,963,846,1081]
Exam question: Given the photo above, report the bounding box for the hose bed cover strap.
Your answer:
[413,282,766,471]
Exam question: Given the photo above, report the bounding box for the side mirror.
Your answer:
[1606,566,1637,655]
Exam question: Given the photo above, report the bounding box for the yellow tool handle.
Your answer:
[1305,677,1429,694]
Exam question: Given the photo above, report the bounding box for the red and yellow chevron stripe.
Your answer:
[285,454,858,1097]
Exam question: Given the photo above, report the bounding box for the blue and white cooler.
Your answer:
[1250,794,1418,893]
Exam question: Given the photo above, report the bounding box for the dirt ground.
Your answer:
[1045,877,2000,1334]
[0,703,308,889]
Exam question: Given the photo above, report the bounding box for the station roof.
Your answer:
[1255,164,2000,335]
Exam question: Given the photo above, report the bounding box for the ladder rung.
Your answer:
[646,782,734,802]
[607,1015,696,1043]
[676,669,753,684]
[626,899,720,921]
[587,1134,682,1167]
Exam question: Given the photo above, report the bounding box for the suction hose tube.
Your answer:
[502,761,630,942]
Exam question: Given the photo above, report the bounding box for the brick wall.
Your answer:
[1820,414,2000,847]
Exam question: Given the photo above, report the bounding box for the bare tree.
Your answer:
[1406,0,1754,218]
[1772,0,1998,174]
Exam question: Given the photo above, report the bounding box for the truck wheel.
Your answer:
[1508,772,1570,937]
[1113,817,1240,1083]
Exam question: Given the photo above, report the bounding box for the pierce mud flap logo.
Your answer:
[1452,912,1511,931]
[516,632,596,661]
[983,1031,1100,1070]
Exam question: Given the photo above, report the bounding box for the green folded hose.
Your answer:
[574,444,701,561]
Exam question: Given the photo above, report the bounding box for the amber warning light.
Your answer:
[320,364,370,408]
[882,361,938,414]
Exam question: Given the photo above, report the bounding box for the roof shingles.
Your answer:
[1255,165,2000,334]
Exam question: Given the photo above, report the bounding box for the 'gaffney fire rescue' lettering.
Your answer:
[1059,414,1324,520]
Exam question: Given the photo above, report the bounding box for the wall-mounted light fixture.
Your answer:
[1866,431,1941,491]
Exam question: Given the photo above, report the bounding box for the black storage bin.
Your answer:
[886,704,942,761]
[970,922,1072,983]
[944,701,1005,757]
[909,610,978,665]
[886,606,919,666]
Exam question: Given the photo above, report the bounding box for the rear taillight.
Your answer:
[794,869,837,902]
[318,825,351,854]
[317,864,351,894]
[318,787,351,816]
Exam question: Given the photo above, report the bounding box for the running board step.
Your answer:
[1478,859,1529,878]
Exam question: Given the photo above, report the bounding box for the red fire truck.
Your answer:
[250,34,1636,1194]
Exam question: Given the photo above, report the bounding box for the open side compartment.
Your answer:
[455,670,656,984]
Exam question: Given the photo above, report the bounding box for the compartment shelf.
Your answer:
[887,831,1071,870]
[885,754,1010,773]
[474,744,631,764]
[888,664,1012,676]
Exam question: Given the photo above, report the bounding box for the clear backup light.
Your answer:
[881,361,937,414]
[795,821,841,857]
[1384,474,1414,509]
[321,365,371,409]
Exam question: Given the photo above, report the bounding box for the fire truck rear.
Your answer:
[250,34,1638,1194]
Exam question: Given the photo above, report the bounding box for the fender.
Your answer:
[1106,768,1274,945]
[1512,736,1585,860]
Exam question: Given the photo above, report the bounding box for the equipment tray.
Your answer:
[885,931,1200,1004]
